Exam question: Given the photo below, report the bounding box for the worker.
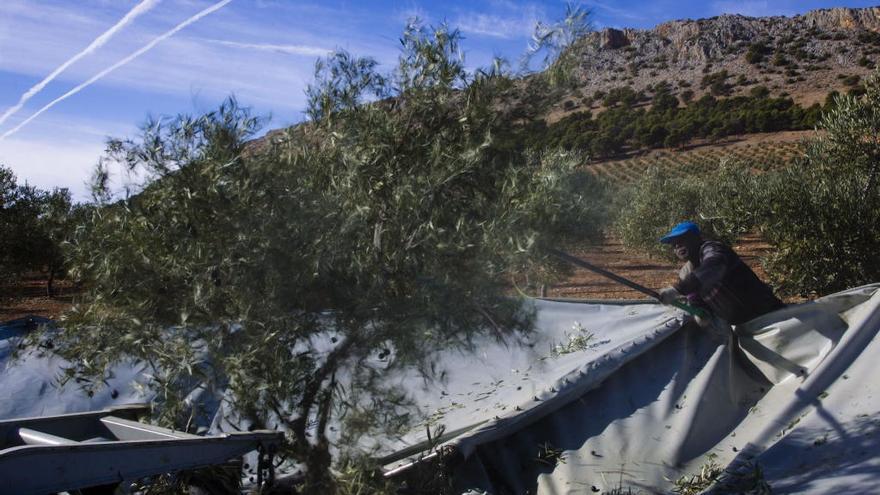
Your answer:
[657,221,785,325]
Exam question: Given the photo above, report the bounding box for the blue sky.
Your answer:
[0,0,877,200]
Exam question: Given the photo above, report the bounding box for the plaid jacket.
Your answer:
[675,240,784,325]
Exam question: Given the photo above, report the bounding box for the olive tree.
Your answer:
[56,23,601,491]
[0,166,75,295]
[758,70,880,295]
[612,161,763,260]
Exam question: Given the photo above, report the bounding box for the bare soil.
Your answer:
[0,274,77,323]
[544,233,793,302]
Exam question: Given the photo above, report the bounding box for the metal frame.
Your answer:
[0,405,282,495]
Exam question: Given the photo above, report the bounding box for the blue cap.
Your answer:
[660,221,700,244]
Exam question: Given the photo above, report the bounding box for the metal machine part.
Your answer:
[0,404,282,495]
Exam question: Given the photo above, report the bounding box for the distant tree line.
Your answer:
[0,166,79,296]
[499,85,827,159]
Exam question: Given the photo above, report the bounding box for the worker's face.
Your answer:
[671,238,690,261]
[670,234,698,261]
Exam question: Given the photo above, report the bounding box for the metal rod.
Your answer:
[547,249,661,299]
[548,248,708,319]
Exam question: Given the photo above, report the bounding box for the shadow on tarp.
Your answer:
[757,413,880,493]
[0,316,52,341]
[454,323,771,494]
[716,292,880,493]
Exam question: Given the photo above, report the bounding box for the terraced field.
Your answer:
[588,139,807,183]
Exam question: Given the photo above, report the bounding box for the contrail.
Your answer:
[0,0,161,128]
[1,0,234,140]
[202,38,330,57]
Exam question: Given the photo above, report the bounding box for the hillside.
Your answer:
[256,7,880,166]
[556,6,880,114]
[474,6,880,177]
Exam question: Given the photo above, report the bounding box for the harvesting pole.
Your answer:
[547,249,710,319]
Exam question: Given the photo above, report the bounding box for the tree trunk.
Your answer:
[302,384,338,494]
[288,337,356,492]
[46,269,55,297]
[302,442,335,494]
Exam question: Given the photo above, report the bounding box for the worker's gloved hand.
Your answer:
[658,286,682,305]
[693,314,711,328]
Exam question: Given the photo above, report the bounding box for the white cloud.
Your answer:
[200,38,331,57]
[452,3,548,40]
[1,0,104,28]
[0,0,160,128]
[1,0,235,139]
[0,109,139,201]
[0,136,105,200]
[0,0,396,121]
[586,1,650,23]
[456,13,534,39]
[395,5,431,25]
[99,35,318,112]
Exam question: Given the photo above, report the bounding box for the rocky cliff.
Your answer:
[551,6,880,115]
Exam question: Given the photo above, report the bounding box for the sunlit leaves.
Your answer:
[56,22,600,487]
[522,2,592,86]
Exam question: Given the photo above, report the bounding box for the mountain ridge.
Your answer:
[553,6,880,114]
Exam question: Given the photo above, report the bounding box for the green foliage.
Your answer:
[523,2,592,86]
[56,22,601,491]
[550,321,594,356]
[535,441,567,467]
[745,42,771,64]
[679,89,694,104]
[695,160,765,242]
[333,460,398,495]
[750,85,770,99]
[603,86,642,108]
[857,30,880,45]
[527,91,824,159]
[0,166,77,294]
[130,463,242,495]
[671,454,724,495]
[612,69,880,297]
[700,70,731,96]
[611,161,763,258]
[758,74,880,295]
[592,141,803,184]
[843,74,862,86]
[773,52,789,67]
[611,167,704,258]
[0,167,40,278]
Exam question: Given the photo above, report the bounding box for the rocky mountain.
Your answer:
[553,6,880,116]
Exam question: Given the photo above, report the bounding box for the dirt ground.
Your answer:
[0,234,785,324]
[0,274,76,323]
[544,233,782,301]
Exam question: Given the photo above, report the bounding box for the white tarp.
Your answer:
[2,285,880,493]
[443,285,880,494]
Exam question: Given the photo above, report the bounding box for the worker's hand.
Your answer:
[658,286,682,305]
